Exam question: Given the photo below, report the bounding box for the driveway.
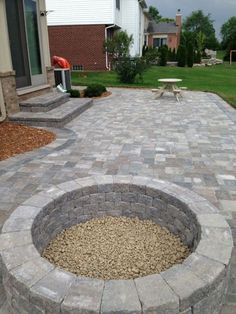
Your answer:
[0,88,236,313]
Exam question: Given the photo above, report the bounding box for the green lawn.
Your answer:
[72,63,236,108]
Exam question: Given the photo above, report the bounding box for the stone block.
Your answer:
[161,265,206,311]
[9,258,54,296]
[57,180,83,200]
[152,198,167,210]
[101,280,141,314]
[183,253,225,289]
[95,175,113,193]
[9,205,41,219]
[61,277,104,314]
[193,280,225,314]
[30,269,75,313]
[23,194,53,209]
[0,231,32,251]
[196,239,232,265]
[135,274,179,313]
[197,214,229,228]
[137,194,152,206]
[105,192,121,202]
[2,217,34,233]
[121,192,138,203]
[1,244,40,271]
[89,193,105,204]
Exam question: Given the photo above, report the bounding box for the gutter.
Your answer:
[0,81,6,122]
[105,24,115,70]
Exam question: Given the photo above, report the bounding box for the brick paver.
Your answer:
[0,88,235,312]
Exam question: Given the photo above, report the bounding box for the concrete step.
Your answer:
[9,98,93,128]
[19,92,70,112]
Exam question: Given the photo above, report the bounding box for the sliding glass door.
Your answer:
[6,0,45,89]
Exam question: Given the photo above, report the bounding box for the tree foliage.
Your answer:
[221,17,236,49]
[104,31,133,61]
[183,10,218,49]
[148,6,162,23]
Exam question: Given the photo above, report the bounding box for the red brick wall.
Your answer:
[48,25,107,71]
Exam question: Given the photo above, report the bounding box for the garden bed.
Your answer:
[0,122,55,161]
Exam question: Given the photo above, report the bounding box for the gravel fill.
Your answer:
[42,216,190,280]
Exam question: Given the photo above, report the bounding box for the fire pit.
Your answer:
[0,175,233,314]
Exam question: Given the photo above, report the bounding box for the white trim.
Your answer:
[153,35,168,39]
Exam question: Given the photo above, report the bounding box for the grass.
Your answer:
[72,63,236,108]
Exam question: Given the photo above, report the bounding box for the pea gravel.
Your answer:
[42,216,190,280]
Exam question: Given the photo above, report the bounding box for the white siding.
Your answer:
[46,0,114,26]
[120,0,145,56]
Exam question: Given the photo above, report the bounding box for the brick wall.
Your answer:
[48,25,107,71]
[148,33,179,50]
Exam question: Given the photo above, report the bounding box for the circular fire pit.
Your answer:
[0,176,233,314]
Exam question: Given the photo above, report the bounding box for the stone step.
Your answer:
[9,98,93,128]
[19,92,70,112]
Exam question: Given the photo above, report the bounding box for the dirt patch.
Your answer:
[43,216,190,280]
[0,122,55,161]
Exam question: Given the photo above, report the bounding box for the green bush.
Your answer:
[142,47,159,64]
[84,84,106,97]
[177,45,186,67]
[158,45,168,66]
[187,43,194,67]
[67,89,80,98]
[194,50,202,63]
[115,57,148,83]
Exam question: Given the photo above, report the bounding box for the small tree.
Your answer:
[177,45,186,67]
[158,46,168,66]
[187,42,194,67]
[104,31,133,62]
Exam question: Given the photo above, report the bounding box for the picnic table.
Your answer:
[153,78,183,102]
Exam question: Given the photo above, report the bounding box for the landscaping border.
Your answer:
[0,175,233,314]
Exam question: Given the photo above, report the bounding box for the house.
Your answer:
[46,0,148,71]
[146,11,182,50]
[0,0,55,116]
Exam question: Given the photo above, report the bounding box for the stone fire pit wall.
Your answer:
[0,176,233,314]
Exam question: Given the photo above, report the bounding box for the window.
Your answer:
[153,37,167,48]
[116,0,120,10]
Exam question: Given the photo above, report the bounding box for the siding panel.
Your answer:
[46,0,114,25]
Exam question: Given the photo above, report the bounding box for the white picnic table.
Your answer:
[153,78,183,102]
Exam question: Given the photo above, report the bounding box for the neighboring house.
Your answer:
[46,0,148,71]
[146,11,182,50]
[0,0,54,116]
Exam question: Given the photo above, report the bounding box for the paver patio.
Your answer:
[0,88,236,313]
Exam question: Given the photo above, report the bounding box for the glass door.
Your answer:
[6,0,45,88]
[6,0,31,88]
[24,0,45,85]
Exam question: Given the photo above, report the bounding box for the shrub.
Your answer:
[177,45,186,67]
[194,50,202,63]
[187,42,194,67]
[67,89,80,98]
[158,45,168,66]
[115,57,148,84]
[84,84,106,97]
[142,47,159,64]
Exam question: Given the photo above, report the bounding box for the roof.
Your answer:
[147,21,178,34]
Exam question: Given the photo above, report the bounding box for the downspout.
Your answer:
[105,24,115,70]
[0,81,7,122]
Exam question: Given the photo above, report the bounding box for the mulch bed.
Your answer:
[0,122,56,161]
